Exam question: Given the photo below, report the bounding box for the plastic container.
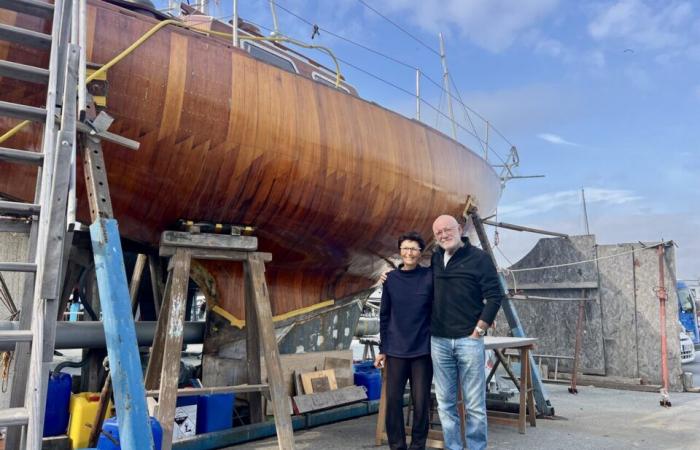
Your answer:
[97,416,163,449]
[196,393,234,434]
[68,392,113,449]
[44,372,72,437]
[353,362,382,400]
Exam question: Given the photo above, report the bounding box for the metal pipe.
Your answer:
[0,321,205,351]
[657,245,671,406]
[438,33,457,140]
[77,0,87,118]
[355,317,379,336]
[269,0,280,35]
[232,0,239,48]
[482,219,569,238]
[568,289,586,394]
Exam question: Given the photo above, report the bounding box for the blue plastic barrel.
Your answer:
[97,416,163,449]
[43,372,72,437]
[196,393,235,433]
[353,362,382,400]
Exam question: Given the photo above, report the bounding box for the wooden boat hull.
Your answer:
[0,1,501,318]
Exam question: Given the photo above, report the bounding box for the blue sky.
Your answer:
[155,0,699,279]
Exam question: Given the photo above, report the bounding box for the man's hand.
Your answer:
[374,354,386,369]
[378,268,393,284]
[470,320,490,339]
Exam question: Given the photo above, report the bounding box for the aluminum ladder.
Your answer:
[0,0,79,447]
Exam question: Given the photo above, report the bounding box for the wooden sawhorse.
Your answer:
[144,231,295,450]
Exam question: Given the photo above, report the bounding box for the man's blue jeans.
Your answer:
[431,336,487,450]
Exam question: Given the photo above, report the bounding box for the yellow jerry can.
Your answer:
[67,392,113,449]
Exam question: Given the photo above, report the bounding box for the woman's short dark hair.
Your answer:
[397,231,425,251]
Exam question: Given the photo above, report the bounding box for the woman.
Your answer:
[375,231,433,450]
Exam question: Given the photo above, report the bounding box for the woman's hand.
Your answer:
[374,354,386,369]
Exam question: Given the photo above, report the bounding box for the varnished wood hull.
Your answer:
[0,1,501,317]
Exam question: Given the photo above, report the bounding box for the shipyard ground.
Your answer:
[232,383,700,450]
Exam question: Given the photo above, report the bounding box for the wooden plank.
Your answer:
[156,248,192,450]
[246,253,295,450]
[323,357,353,388]
[161,231,258,251]
[129,253,148,316]
[148,255,164,318]
[145,384,269,397]
[484,336,538,350]
[527,359,537,427]
[160,246,271,262]
[292,385,366,413]
[244,259,263,423]
[259,350,353,398]
[375,366,387,445]
[144,266,173,390]
[518,347,529,434]
[89,218,154,449]
[300,369,337,394]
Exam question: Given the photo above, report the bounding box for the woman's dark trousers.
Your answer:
[385,355,433,450]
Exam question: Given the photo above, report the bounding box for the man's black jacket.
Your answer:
[431,237,505,338]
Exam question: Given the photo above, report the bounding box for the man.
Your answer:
[430,214,504,450]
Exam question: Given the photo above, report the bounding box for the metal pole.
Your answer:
[77,0,86,117]
[657,245,672,407]
[269,0,280,35]
[415,69,421,121]
[481,219,569,238]
[467,207,555,416]
[232,0,239,47]
[438,33,457,140]
[581,188,590,235]
[569,289,586,394]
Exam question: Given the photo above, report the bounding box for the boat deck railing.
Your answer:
[161,1,522,186]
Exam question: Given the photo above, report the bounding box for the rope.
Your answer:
[508,243,663,273]
[355,0,441,57]
[510,295,595,302]
[270,0,418,71]
[1,351,13,393]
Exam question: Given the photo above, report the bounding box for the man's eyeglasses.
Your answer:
[400,247,422,253]
[434,226,458,237]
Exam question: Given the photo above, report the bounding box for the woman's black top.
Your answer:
[379,265,433,358]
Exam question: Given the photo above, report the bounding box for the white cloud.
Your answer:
[494,211,700,279]
[460,84,581,135]
[588,0,695,51]
[381,0,560,52]
[537,133,580,146]
[498,188,643,219]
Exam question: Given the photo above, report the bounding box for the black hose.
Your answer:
[54,351,91,374]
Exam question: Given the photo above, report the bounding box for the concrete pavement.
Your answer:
[231,384,700,450]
